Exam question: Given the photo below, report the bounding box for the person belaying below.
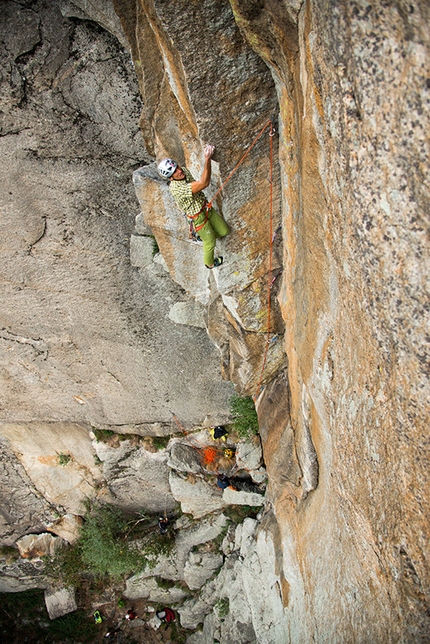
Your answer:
[158,515,170,535]
[216,473,231,489]
[156,607,176,624]
[209,425,228,442]
[158,145,229,269]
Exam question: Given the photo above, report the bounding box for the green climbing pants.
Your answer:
[197,208,229,267]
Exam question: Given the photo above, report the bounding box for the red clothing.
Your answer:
[157,608,175,623]
[164,608,175,623]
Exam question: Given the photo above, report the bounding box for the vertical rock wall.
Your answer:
[0,0,428,641]
[0,0,233,570]
[0,0,233,425]
[113,0,429,641]
[115,0,287,394]
[229,1,429,641]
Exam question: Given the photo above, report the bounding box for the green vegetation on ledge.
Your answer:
[229,394,259,438]
[47,503,175,587]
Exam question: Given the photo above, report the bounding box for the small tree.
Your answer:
[79,504,147,579]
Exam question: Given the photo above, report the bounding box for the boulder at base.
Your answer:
[44,587,77,620]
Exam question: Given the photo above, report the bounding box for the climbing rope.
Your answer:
[206,118,274,209]
[171,412,200,445]
[173,120,278,431]
[205,118,278,400]
[253,119,275,401]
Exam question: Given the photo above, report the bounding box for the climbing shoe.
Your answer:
[205,256,224,269]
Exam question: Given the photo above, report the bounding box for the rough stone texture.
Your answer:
[122,0,286,393]
[124,513,228,596]
[123,576,188,604]
[169,471,227,518]
[0,0,428,641]
[168,301,206,329]
[235,436,263,471]
[233,1,430,642]
[129,234,155,268]
[94,438,177,513]
[183,551,224,591]
[66,0,129,49]
[222,487,265,508]
[0,436,57,546]
[46,514,83,544]
[44,586,77,620]
[257,371,309,504]
[0,422,103,515]
[185,516,286,643]
[0,0,233,429]
[178,578,218,631]
[0,558,47,593]
[16,533,64,560]
[118,0,429,642]
[167,441,204,475]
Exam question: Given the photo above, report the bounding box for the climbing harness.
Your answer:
[186,201,209,231]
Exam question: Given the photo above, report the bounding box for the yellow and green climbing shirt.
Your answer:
[169,167,206,218]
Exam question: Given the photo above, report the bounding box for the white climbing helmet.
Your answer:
[158,158,178,178]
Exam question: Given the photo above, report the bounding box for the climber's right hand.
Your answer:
[204,144,215,160]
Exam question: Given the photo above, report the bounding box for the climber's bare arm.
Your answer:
[190,144,215,194]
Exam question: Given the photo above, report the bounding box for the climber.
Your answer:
[223,447,235,460]
[216,473,231,489]
[158,515,170,535]
[209,425,228,442]
[94,610,103,624]
[125,609,137,621]
[158,145,229,269]
[156,607,176,624]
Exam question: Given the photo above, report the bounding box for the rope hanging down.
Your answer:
[253,119,275,401]
[205,118,277,400]
[206,119,275,209]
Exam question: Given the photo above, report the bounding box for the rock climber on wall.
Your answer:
[158,145,229,269]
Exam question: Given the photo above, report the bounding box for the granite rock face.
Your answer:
[235,1,429,642]
[93,436,177,513]
[16,533,64,560]
[44,587,77,620]
[114,0,429,641]
[0,0,428,642]
[123,0,287,393]
[0,0,233,429]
